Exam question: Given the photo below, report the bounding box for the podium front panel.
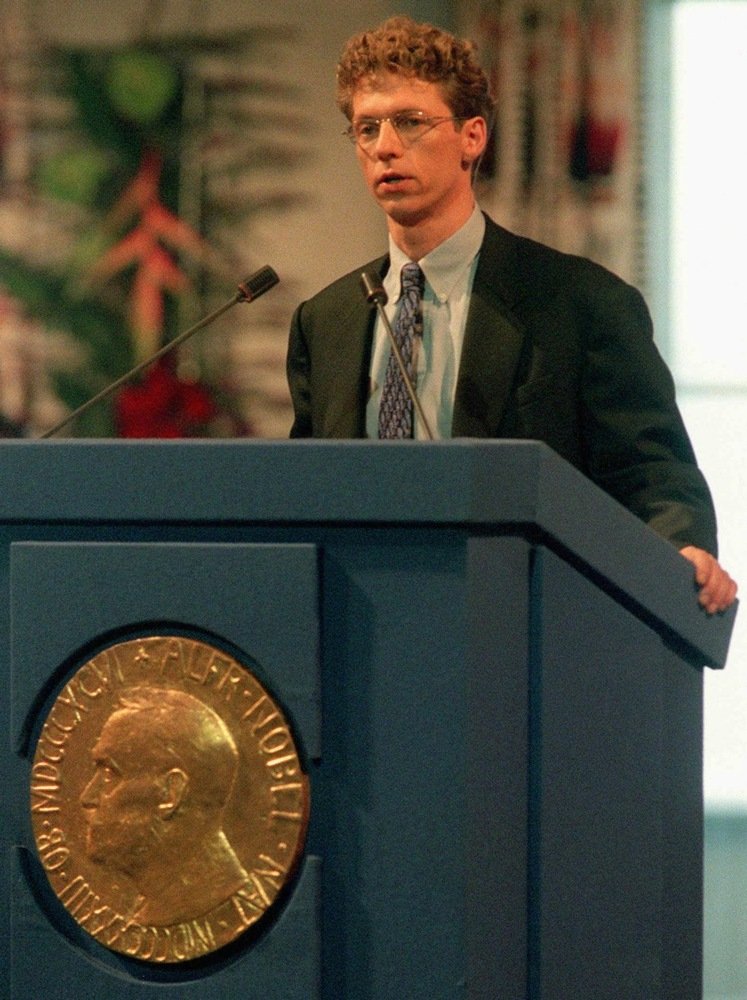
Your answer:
[8,541,321,999]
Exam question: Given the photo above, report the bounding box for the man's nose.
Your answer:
[374,119,404,157]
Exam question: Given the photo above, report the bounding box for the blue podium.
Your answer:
[0,440,736,1000]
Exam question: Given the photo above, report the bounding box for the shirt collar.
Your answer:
[384,204,485,303]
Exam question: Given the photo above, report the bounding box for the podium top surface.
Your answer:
[0,438,735,667]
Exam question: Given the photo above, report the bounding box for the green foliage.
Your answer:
[51,370,117,437]
[0,249,133,388]
[36,147,113,207]
[65,51,145,169]
[107,50,179,125]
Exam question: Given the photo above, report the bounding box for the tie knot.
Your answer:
[401,262,424,296]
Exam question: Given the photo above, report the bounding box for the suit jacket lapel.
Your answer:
[452,218,525,438]
[321,255,389,437]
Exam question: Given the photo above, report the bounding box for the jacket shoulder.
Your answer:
[301,255,389,313]
[479,213,640,308]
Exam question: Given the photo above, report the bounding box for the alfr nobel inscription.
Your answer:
[30,636,309,962]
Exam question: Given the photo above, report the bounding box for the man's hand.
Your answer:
[679,546,738,614]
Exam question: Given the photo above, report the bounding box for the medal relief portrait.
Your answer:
[80,686,251,926]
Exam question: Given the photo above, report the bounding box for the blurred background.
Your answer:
[0,0,744,994]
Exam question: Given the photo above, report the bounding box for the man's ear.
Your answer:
[158,768,188,819]
[461,116,488,169]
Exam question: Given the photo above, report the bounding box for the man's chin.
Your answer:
[377,197,428,227]
[85,828,120,866]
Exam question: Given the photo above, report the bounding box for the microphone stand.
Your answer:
[39,266,279,439]
[360,271,434,441]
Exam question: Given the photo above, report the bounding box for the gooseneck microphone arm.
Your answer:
[359,271,434,441]
[39,266,280,439]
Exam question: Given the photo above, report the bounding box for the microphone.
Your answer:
[39,266,280,439]
[360,271,434,441]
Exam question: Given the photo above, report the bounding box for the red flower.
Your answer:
[115,357,219,438]
[569,115,623,181]
[87,149,211,361]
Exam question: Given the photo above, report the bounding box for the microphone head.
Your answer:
[237,266,280,302]
[360,271,388,307]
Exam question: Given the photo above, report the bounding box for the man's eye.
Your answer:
[97,763,117,783]
[395,115,425,132]
[356,121,379,138]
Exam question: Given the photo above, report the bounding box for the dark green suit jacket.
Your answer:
[287,215,717,553]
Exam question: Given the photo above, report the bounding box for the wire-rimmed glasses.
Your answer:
[344,111,468,149]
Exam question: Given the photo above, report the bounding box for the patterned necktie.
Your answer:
[378,262,425,439]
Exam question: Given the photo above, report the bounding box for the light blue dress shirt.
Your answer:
[366,205,486,439]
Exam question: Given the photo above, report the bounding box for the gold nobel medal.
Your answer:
[29,636,310,963]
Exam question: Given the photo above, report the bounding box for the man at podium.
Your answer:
[286,15,736,615]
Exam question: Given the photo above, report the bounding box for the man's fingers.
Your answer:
[679,546,738,614]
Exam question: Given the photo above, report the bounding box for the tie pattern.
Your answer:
[378,262,425,439]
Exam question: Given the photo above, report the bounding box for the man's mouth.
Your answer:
[378,172,410,187]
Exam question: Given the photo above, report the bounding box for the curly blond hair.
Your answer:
[336,16,493,124]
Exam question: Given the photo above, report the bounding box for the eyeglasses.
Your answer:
[344,111,468,149]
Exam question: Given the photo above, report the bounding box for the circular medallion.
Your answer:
[29,636,309,963]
